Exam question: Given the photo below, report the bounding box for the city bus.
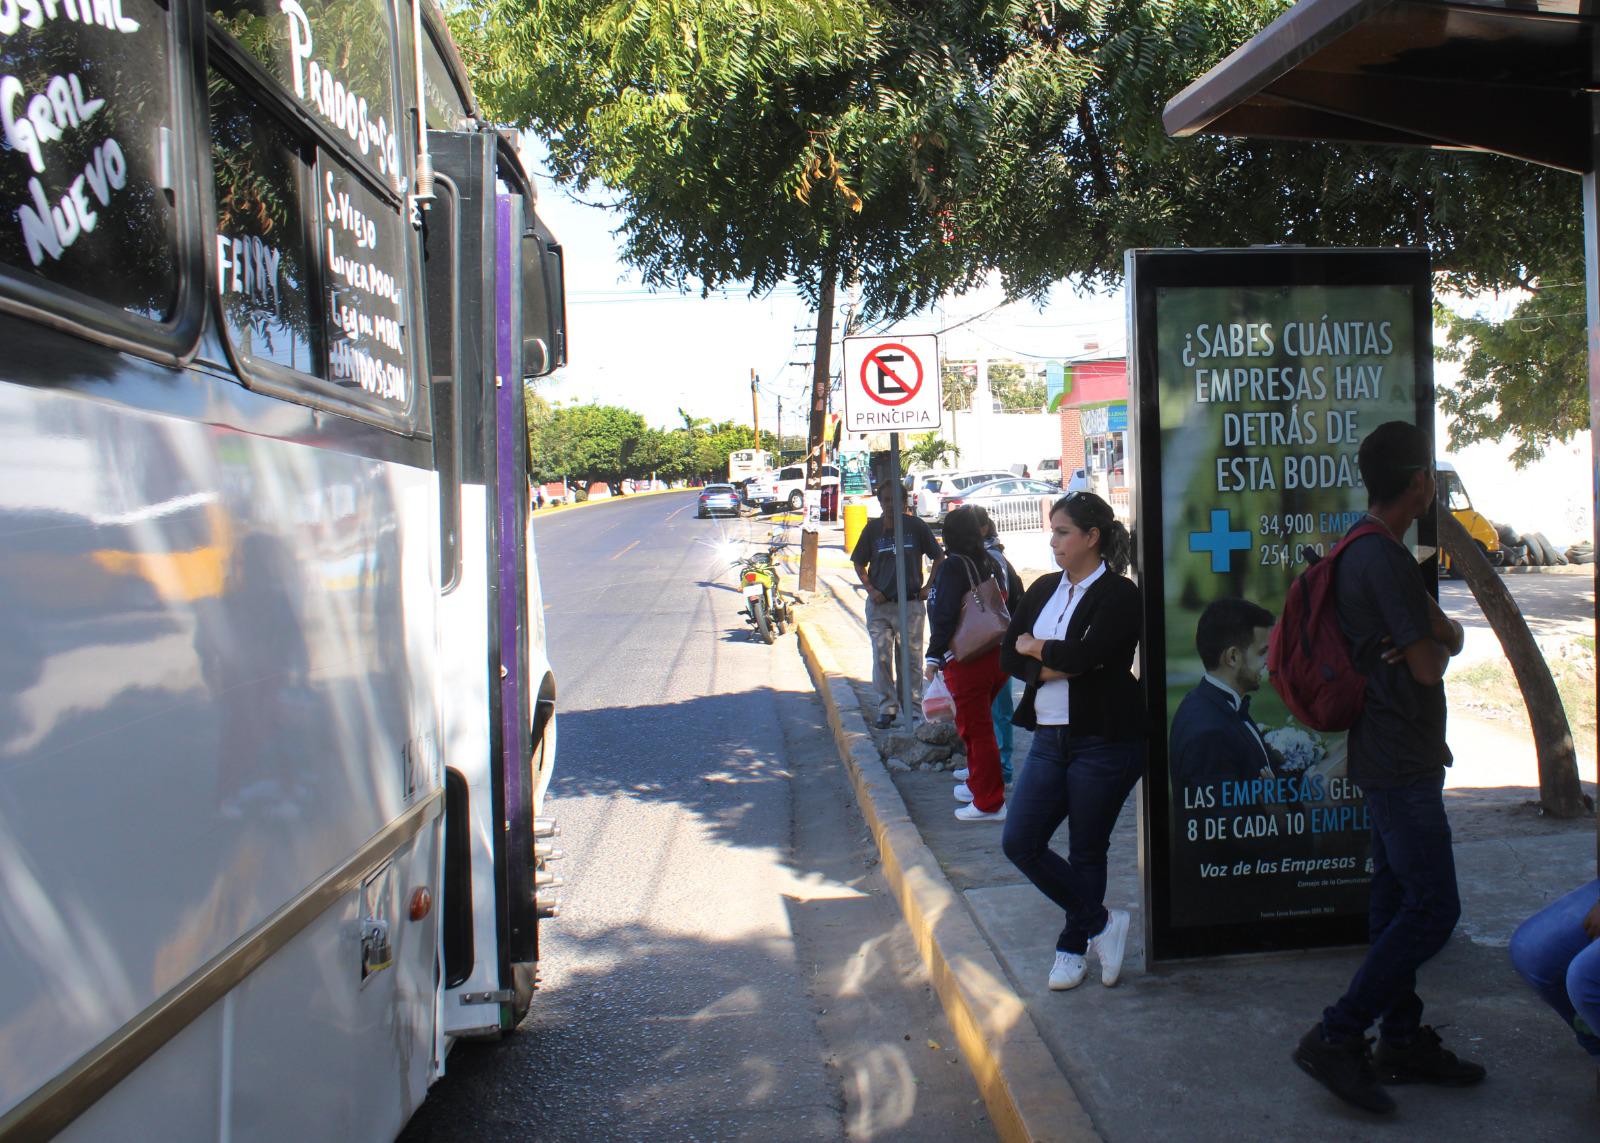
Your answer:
[727,447,773,484]
[0,2,564,1139]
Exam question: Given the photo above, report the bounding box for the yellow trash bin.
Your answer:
[843,502,869,556]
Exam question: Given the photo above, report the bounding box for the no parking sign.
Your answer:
[842,335,942,432]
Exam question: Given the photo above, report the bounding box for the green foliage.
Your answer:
[528,403,649,486]
[527,399,775,484]
[904,432,959,468]
[1436,259,1588,466]
[469,0,1588,458]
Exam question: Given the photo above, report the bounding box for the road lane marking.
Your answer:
[610,540,641,561]
[664,504,690,522]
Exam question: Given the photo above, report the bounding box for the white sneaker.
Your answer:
[952,767,970,781]
[954,802,1005,822]
[1089,909,1131,986]
[953,782,974,803]
[1048,951,1087,991]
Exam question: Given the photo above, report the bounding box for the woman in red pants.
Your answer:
[923,506,1014,821]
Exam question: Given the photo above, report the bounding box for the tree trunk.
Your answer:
[798,262,836,592]
[1437,508,1589,817]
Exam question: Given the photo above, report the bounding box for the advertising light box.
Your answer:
[1127,248,1435,960]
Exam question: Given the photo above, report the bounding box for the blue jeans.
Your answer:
[1001,727,1143,954]
[992,682,1015,783]
[1323,772,1461,1042]
[1510,878,1600,1060]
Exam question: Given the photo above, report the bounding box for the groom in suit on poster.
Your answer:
[1170,597,1284,788]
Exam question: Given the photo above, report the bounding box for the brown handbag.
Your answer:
[950,554,1011,662]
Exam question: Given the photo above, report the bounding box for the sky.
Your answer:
[523,154,1592,545]
[521,152,1127,433]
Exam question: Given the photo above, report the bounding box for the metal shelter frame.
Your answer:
[1163,0,1600,865]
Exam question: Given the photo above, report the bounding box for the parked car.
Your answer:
[1064,466,1089,493]
[746,464,839,511]
[910,469,1013,522]
[938,476,1065,527]
[697,483,742,518]
[1036,457,1064,484]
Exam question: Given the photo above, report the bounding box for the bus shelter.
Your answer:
[1163,0,1600,866]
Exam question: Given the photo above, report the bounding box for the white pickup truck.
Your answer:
[745,463,840,510]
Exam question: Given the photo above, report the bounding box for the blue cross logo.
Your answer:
[1190,509,1252,573]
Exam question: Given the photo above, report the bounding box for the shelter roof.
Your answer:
[1163,0,1596,172]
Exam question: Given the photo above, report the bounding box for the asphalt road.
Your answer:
[399,492,993,1143]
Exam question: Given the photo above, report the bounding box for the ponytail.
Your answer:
[1100,519,1131,576]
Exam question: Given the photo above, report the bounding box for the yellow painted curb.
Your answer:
[794,611,1102,1143]
[533,486,681,515]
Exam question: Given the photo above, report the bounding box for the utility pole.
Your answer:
[750,369,760,453]
[799,266,837,592]
[776,396,783,462]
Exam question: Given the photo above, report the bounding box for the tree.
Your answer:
[904,433,958,470]
[529,403,649,489]
[449,0,1135,586]
[1436,263,1589,467]
[1437,509,1589,818]
[941,363,977,413]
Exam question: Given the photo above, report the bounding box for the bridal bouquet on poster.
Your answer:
[1263,723,1327,774]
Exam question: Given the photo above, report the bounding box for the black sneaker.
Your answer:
[1292,1024,1397,1114]
[1375,1025,1486,1087]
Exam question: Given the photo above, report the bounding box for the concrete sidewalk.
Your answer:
[791,522,1599,1143]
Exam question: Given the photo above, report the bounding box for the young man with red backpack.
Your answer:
[1290,421,1485,1114]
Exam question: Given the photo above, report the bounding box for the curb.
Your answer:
[534,486,680,515]
[794,613,1100,1143]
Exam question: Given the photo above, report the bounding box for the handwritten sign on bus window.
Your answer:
[210,72,321,376]
[0,0,178,319]
[323,157,409,406]
[208,0,402,194]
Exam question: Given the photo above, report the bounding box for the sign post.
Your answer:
[844,334,942,730]
[1128,247,1434,961]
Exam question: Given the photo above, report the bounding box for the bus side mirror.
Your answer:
[521,230,567,380]
[523,336,551,379]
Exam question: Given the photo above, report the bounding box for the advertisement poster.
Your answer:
[1128,249,1434,960]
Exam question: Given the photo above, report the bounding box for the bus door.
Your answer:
[424,130,557,1037]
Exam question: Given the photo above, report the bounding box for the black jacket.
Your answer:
[999,570,1145,738]
[1168,679,1284,787]
[924,548,1022,665]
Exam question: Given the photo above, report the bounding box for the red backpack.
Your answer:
[1267,521,1389,732]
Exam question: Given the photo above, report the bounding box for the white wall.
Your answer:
[943,411,1061,473]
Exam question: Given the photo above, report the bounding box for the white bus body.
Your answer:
[728,448,773,483]
[0,3,563,1138]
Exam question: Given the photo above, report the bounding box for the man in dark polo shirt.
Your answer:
[1292,421,1485,1114]
[851,481,943,728]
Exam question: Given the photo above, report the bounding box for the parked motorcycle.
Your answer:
[732,533,793,644]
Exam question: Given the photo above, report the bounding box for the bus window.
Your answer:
[0,0,183,325]
[209,72,321,376]
[321,153,410,406]
[421,24,473,132]
[207,0,403,194]
[206,2,419,429]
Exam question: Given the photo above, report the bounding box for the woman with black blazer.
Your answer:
[999,491,1145,992]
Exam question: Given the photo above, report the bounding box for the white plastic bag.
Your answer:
[922,672,955,723]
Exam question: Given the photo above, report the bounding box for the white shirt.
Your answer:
[1031,561,1107,725]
